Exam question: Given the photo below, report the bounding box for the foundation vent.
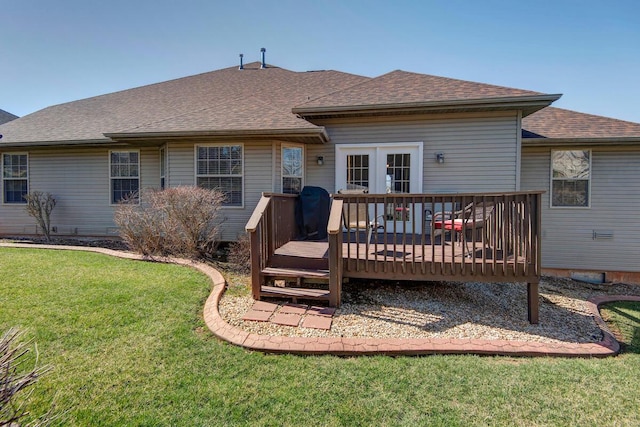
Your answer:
[592,230,614,240]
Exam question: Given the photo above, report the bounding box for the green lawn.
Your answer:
[601,301,640,354]
[1,247,639,426]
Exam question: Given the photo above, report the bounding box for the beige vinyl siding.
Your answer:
[167,141,274,241]
[0,146,159,236]
[166,142,195,186]
[306,144,335,191]
[521,147,640,272]
[307,112,520,193]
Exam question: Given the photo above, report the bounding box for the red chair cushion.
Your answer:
[433,219,464,232]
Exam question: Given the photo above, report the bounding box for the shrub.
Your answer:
[227,233,251,273]
[0,328,53,426]
[24,192,56,242]
[114,186,225,259]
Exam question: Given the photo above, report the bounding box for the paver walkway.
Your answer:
[2,242,638,357]
[242,302,335,330]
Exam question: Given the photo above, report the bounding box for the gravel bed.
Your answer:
[219,277,640,343]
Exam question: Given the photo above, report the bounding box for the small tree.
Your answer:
[24,192,56,242]
[114,186,225,259]
[0,328,53,426]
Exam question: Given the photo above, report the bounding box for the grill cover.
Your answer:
[297,186,330,240]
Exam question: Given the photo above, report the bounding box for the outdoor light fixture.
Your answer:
[435,152,445,164]
[317,156,324,166]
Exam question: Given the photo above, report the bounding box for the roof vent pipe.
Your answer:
[239,53,244,70]
[260,47,266,69]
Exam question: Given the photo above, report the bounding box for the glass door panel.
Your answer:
[346,154,370,192]
[336,143,422,233]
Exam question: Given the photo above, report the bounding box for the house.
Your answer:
[1,55,639,289]
[0,109,18,125]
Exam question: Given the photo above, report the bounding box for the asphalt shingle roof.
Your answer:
[522,107,640,139]
[296,70,542,110]
[0,109,18,125]
[0,62,369,143]
[2,62,639,145]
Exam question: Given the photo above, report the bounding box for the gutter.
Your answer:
[0,128,330,149]
[522,137,640,147]
[293,94,562,119]
[104,127,329,143]
[0,138,116,149]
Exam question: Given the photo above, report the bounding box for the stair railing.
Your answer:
[245,193,299,299]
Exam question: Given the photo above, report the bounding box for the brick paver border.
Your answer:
[3,242,638,357]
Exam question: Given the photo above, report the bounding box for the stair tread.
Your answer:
[261,285,330,299]
[262,267,330,278]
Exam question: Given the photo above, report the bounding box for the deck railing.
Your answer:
[245,193,299,299]
[331,191,543,283]
[246,190,542,321]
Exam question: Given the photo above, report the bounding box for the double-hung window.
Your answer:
[551,150,591,207]
[2,153,28,203]
[196,145,243,207]
[282,145,303,194]
[110,151,140,204]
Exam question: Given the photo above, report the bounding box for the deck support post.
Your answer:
[328,199,344,307]
[527,282,539,324]
[250,231,261,300]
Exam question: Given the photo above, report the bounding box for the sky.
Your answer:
[2,0,639,122]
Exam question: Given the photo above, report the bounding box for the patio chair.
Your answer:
[433,202,495,256]
[338,189,385,252]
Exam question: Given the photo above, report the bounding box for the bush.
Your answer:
[227,233,251,273]
[114,186,225,259]
[0,328,53,426]
[24,192,57,242]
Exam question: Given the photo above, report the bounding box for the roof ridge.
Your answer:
[113,93,308,134]
[386,69,542,94]
[295,73,374,107]
[31,62,295,113]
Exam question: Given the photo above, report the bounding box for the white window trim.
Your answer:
[2,152,29,205]
[550,149,592,209]
[109,149,140,206]
[194,143,245,209]
[281,143,304,194]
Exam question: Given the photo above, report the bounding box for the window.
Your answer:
[551,150,590,207]
[346,154,370,191]
[196,145,243,206]
[2,153,28,203]
[159,147,166,190]
[110,151,140,204]
[385,153,411,194]
[282,145,303,194]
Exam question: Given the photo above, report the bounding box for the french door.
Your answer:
[335,142,423,232]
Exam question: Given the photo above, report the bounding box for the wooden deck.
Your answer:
[246,191,543,323]
[274,238,530,282]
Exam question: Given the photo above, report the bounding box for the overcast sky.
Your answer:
[2,0,639,122]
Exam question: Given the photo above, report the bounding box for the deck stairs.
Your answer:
[259,240,331,304]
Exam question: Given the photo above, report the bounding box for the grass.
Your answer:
[600,301,640,353]
[1,247,639,426]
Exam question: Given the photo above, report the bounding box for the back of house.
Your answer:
[1,56,639,281]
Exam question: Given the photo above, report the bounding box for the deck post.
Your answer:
[328,199,344,307]
[249,231,261,300]
[527,282,539,324]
